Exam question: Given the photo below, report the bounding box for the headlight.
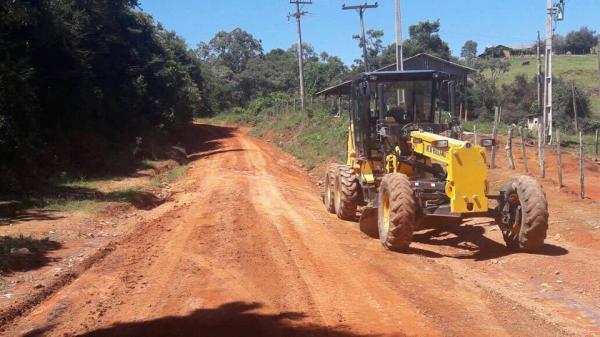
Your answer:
[479,139,495,147]
[432,140,449,149]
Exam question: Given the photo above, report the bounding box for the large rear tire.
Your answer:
[377,173,416,251]
[499,175,548,251]
[323,164,339,214]
[334,165,359,220]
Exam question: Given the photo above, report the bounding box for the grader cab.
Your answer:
[323,70,549,251]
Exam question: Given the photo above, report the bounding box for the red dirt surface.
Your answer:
[1,124,600,336]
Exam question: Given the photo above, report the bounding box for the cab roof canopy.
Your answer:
[315,53,474,97]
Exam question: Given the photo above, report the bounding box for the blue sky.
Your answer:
[139,0,600,65]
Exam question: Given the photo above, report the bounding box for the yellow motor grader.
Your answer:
[323,70,549,251]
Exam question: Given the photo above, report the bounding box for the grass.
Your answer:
[42,199,101,213]
[150,165,188,188]
[209,108,348,173]
[498,54,600,117]
[38,164,188,212]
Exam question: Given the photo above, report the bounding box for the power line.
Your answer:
[289,0,312,114]
[342,2,379,72]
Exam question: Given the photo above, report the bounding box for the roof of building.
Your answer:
[376,53,476,73]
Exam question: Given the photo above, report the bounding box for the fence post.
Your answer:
[506,126,515,169]
[490,107,499,169]
[579,131,585,199]
[519,127,528,173]
[556,129,563,187]
[473,124,478,144]
[538,126,545,178]
[595,128,599,161]
[572,82,579,134]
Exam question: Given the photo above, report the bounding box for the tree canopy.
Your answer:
[403,20,451,60]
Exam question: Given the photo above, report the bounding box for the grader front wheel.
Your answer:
[377,173,416,251]
[498,175,549,251]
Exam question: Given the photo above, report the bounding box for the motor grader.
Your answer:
[323,70,549,251]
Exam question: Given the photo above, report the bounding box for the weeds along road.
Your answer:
[5,124,600,337]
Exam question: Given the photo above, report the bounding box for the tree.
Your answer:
[200,28,263,73]
[468,58,511,118]
[565,27,598,54]
[352,29,384,69]
[403,20,451,60]
[461,40,478,61]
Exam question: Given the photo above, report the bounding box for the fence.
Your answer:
[470,106,599,200]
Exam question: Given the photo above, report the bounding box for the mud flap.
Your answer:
[359,207,378,238]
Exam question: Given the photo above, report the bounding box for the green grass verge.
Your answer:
[498,54,600,118]
[207,108,349,171]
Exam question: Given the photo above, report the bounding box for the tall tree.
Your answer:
[565,27,598,55]
[461,40,478,61]
[403,20,451,60]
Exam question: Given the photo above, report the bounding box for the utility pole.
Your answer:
[343,2,379,72]
[289,0,312,114]
[537,31,542,111]
[395,0,403,72]
[542,0,565,144]
[597,41,600,93]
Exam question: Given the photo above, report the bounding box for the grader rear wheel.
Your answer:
[323,164,339,214]
[498,175,548,251]
[334,165,359,220]
[377,173,416,251]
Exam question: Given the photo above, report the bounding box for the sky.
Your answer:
[139,0,600,65]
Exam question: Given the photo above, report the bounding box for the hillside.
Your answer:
[498,54,600,118]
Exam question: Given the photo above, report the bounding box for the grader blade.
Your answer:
[359,207,378,238]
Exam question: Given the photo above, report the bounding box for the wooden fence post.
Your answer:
[506,126,515,169]
[556,129,563,187]
[595,128,599,161]
[473,124,478,144]
[579,131,585,199]
[572,82,579,134]
[519,127,528,173]
[490,107,499,169]
[538,126,545,178]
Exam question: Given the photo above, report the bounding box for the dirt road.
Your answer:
[3,124,600,336]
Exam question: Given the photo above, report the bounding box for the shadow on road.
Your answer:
[0,236,62,274]
[40,301,378,337]
[410,224,568,261]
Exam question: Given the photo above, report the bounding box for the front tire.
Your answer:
[498,175,548,251]
[377,173,416,251]
[334,165,359,220]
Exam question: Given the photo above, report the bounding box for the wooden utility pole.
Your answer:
[519,127,528,173]
[556,129,563,187]
[571,82,579,133]
[343,2,379,72]
[579,131,585,199]
[289,0,312,114]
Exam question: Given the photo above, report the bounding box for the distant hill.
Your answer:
[498,54,599,119]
